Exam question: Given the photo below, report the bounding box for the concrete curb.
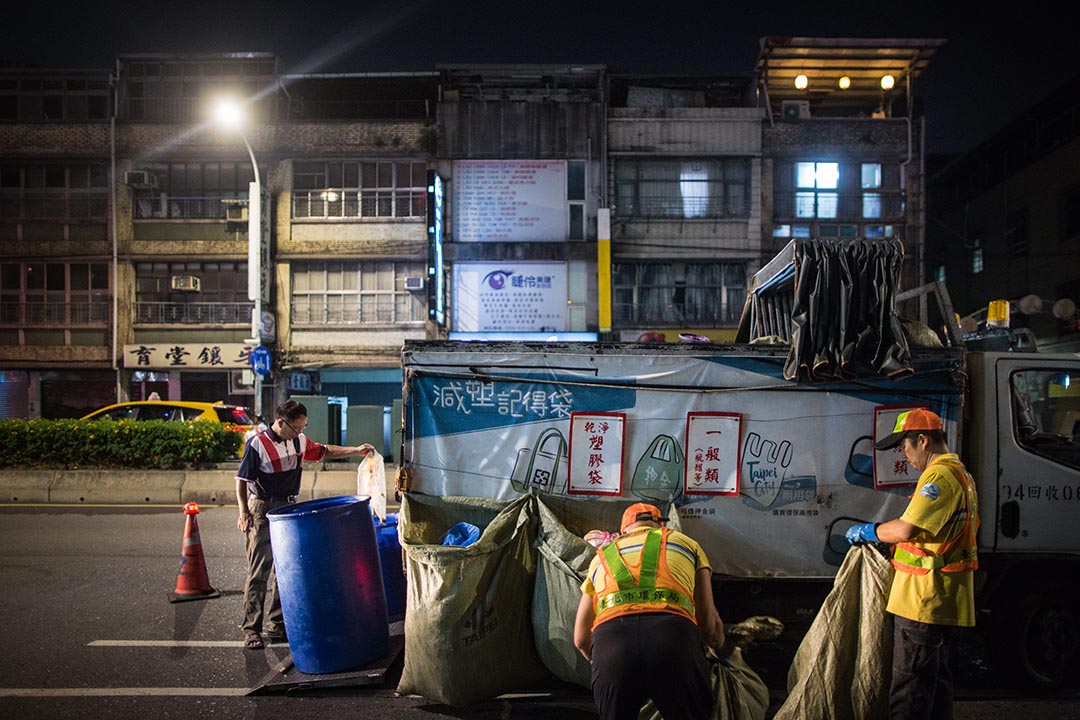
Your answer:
[0,464,399,506]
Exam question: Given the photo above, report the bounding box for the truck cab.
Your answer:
[966,350,1080,689]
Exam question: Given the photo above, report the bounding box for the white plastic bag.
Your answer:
[357,451,387,522]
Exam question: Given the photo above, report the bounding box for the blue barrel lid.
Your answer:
[267,494,369,520]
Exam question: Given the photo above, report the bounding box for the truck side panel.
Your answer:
[402,341,964,579]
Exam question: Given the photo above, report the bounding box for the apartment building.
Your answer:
[926,71,1080,351]
[0,38,946,420]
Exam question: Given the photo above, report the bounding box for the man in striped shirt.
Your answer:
[235,399,374,650]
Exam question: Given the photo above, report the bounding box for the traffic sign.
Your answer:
[250,345,272,377]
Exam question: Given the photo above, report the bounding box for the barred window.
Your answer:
[613,262,746,327]
[133,262,251,325]
[292,160,427,219]
[292,261,426,324]
[0,161,108,221]
[0,261,110,326]
[614,158,750,219]
[132,161,258,219]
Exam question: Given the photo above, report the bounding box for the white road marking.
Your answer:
[88,640,286,647]
[0,688,249,697]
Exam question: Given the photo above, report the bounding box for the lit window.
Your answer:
[291,261,426,325]
[613,262,747,327]
[861,163,882,219]
[794,162,838,219]
[614,158,750,219]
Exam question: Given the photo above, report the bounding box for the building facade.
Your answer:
[0,38,945,426]
[926,72,1080,351]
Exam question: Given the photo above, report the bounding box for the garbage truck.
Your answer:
[397,238,1080,690]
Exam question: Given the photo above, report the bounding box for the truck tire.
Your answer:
[995,588,1079,691]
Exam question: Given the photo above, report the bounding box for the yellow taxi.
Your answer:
[81,400,254,434]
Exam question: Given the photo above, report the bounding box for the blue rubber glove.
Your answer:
[845,522,880,545]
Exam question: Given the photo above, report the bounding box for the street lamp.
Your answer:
[214,97,265,421]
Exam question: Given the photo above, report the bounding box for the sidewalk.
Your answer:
[0,460,401,507]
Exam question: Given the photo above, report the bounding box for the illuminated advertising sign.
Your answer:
[452,160,567,242]
[426,171,445,326]
[452,262,568,332]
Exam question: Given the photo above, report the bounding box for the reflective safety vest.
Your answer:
[592,527,696,627]
[893,457,979,575]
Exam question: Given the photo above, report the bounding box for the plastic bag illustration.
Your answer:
[844,435,875,489]
[510,428,567,494]
[630,434,684,503]
[740,432,793,509]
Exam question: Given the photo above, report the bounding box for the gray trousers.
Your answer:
[241,497,289,636]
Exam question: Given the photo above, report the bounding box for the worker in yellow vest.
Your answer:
[574,502,725,720]
[847,408,979,720]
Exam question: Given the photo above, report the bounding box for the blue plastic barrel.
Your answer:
[375,513,407,617]
[268,495,389,674]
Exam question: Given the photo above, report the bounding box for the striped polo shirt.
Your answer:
[235,427,326,499]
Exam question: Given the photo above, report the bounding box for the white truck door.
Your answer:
[994,356,1080,552]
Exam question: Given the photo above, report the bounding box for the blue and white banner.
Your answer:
[402,342,964,578]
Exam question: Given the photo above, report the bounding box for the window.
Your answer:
[122,59,274,122]
[132,161,257,219]
[1011,370,1080,471]
[292,261,426,325]
[1061,185,1080,244]
[971,240,984,274]
[0,262,110,326]
[861,163,882,219]
[0,75,111,122]
[568,160,586,240]
[134,262,250,324]
[795,162,838,219]
[1005,209,1029,256]
[0,162,108,221]
[292,160,427,219]
[613,262,746,327]
[614,158,750,219]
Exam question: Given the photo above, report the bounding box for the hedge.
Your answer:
[0,418,244,470]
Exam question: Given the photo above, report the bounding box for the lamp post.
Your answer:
[214,99,265,421]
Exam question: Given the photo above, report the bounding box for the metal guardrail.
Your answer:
[291,300,424,325]
[771,189,906,223]
[134,302,252,324]
[291,190,425,219]
[0,192,108,221]
[0,301,109,325]
[133,195,236,220]
[613,193,748,219]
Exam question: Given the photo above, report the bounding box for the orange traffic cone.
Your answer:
[169,502,221,603]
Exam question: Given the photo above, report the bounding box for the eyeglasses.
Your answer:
[284,419,307,435]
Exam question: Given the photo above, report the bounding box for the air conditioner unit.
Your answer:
[781,100,811,121]
[404,276,425,291]
[225,205,249,222]
[170,275,201,292]
[125,170,158,189]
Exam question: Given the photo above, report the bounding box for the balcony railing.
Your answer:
[0,192,108,221]
[613,193,749,219]
[133,195,239,220]
[0,301,110,326]
[135,302,253,324]
[291,298,425,325]
[292,190,426,219]
[772,189,906,223]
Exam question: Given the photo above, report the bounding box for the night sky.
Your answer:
[5,0,1079,155]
